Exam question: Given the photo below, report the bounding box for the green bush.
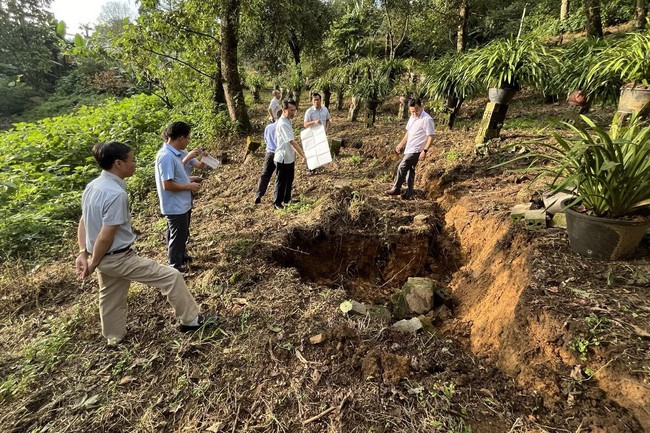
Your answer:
[0,94,171,261]
[0,79,44,116]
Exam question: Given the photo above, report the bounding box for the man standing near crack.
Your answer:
[385,98,435,199]
[274,99,306,210]
[75,141,217,346]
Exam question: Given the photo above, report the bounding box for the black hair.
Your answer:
[92,141,131,170]
[164,121,192,140]
[408,98,422,108]
[311,93,322,100]
[282,99,297,109]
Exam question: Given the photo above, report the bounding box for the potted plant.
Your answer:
[347,58,404,125]
[465,36,555,104]
[552,38,617,113]
[422,53,479,129]
[507,116,650,260]
[587,30,650,120]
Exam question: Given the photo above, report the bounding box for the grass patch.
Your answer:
[0,311,84,401]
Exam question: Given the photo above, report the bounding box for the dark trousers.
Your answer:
[256,152,276,199]
[274,161,295,206]
[392,152,420,195]
[165,211,190,269]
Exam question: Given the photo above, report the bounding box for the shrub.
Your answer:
[0,94,171,261]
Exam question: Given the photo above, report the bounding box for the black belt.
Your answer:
[106,245,132,255]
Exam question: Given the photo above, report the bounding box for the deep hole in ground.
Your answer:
[271,191,461,307]
[270,186,646,432]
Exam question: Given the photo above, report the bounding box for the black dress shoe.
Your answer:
[254,196,261,204]
[179,315,219,332]
[274,203,284,210]
[182,255,193,264]
[385,189,401,196]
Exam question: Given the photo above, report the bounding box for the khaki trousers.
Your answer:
[96,250,200,342]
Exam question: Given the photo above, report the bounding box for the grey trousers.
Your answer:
[165,211,190,269]
[392,152,420,195]
[96,250,199,342]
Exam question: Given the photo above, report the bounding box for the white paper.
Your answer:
[200,154,220,169]
[300,124,332,170]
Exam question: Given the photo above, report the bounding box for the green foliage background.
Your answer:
[0,94,170,261]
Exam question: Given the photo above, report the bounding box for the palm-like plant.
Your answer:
[422,53,478,104]
[552,38,618,105]
[464,36,555,91]
[507,116,650,218]
[590,31,650,88]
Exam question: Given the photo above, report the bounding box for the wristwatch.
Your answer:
[423,148,428,153]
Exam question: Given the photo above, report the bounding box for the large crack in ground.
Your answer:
[272,185,646,432]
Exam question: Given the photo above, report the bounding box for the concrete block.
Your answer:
[524,209,547,230]
[245,136,261,154]
[550,212,567,229]
[543,191,575,214]
[510,203,532,222]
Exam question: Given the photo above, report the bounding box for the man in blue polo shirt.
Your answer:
[254,109,282,204]
[155,122,201,271]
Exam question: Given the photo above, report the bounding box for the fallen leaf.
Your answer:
[119,375,137,385]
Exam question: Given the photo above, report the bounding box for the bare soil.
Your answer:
[1,93,648,432]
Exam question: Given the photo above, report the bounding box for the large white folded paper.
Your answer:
[200,154,220,169]
[300,124,332,170]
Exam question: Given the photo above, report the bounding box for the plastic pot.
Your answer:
[564,202,650,260]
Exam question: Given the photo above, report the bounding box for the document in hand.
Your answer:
[201,154,220,169]
[300,124,332,170]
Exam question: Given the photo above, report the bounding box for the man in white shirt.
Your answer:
[385,98,435,199]
[303,92,331,134]
[268,89,282,121]
[274,99,306,210]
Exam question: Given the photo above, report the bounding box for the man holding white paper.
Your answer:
[303,93,331,134]
[274,99,305,210]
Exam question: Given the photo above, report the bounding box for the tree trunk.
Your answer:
[323,90,331,109]
[220,0,251,133]
[583,0,603,38]
[212,57,226,113]
[456,0,468,53]
[337,90,344,110]
[560,0,569,21]
[636,0,648,29]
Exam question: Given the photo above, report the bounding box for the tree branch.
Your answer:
[142,46,215,80]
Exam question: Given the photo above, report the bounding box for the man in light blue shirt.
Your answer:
[385,98,435,199]
[254,108,282,204]
[155,122,201,271]
[273,99,306,210]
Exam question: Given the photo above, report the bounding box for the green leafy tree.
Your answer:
[114,0,250,133]
[0,0,61,89]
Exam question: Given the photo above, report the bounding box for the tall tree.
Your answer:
[457,0,468,52]
[560,0,569,21]
[380,0,410,59]
[115,0,249,131]
[583,0,603,38]
[636,0,647,29]
[219,0,251,132]
[0,0,60,89]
